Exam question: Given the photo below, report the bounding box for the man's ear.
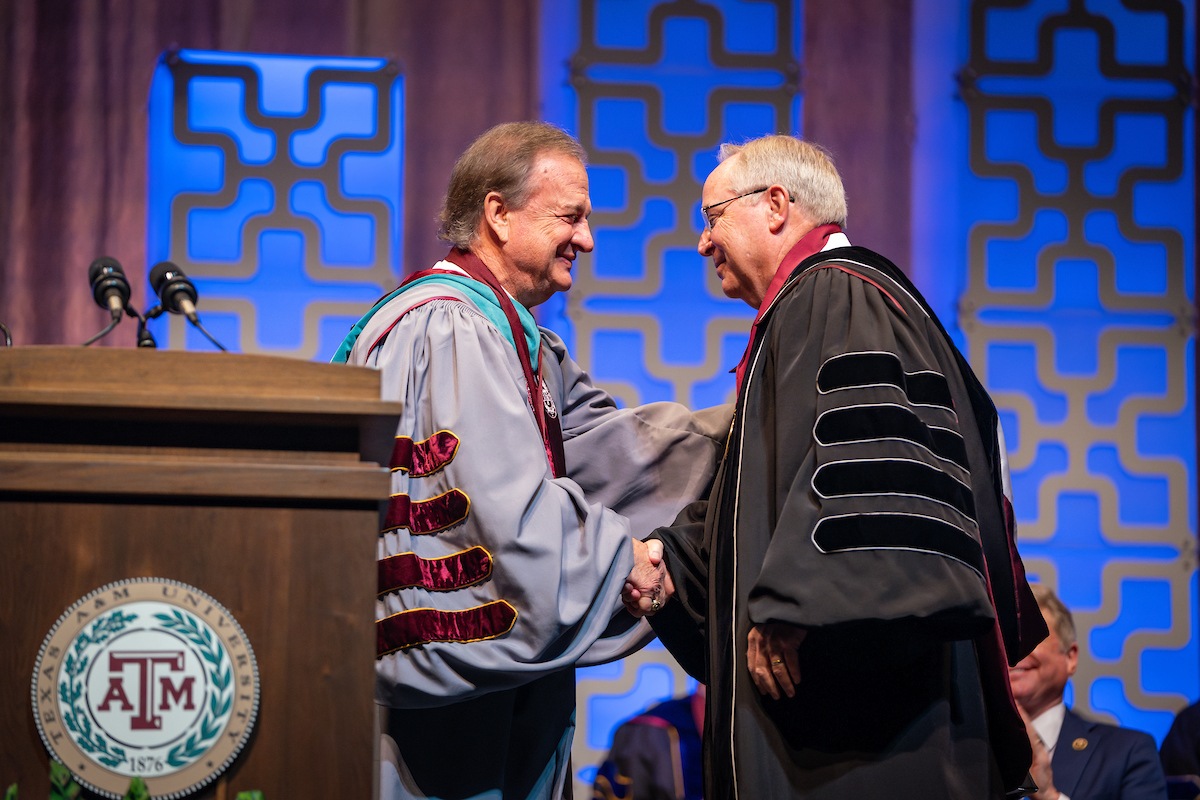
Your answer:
[483,191,510,244]
[766,185,792,233]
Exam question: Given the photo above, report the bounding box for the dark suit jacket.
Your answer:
[1160,700,1200,777]
[1051,709,1167,799]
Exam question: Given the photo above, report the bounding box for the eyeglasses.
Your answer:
[700,187,769,230]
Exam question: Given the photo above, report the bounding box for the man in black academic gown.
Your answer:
[634,135,1048,799]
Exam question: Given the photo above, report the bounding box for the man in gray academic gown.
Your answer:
[334,121,726,800]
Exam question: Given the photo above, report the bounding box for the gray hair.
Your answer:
[438,121,587,249]
[1030,583,1077,649]
[718,135,848,228]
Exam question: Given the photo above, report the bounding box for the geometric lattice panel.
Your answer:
[541,1,803,793]
[542,0,802,410]
[918,0,1197,744]
[147,49,403,359]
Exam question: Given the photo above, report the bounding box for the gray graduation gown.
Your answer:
[344,262,727,800]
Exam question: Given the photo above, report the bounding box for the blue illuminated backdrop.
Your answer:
[147,48,403,358]
[914,0,1197,744]
[541,0,802,411]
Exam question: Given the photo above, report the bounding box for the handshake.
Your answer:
[622,538,674,618]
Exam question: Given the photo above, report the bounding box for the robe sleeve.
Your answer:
[746,265,997,639]
[363,299,655,708]
[645,500,711,681]
[543,329,729,665]
[544,328,729,539]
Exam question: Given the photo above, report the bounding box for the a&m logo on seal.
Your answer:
[31,578,260,799]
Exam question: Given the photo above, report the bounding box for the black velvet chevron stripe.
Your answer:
[813,513,985,576]
[906,372,954,409]
[813,459,976,519]
[815,406,970,469]
[817,352,953,409]
[930,427,969,469]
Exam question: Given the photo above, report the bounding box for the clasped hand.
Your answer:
[621,538,673,617]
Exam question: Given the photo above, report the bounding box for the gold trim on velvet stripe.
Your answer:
[375,600,517,656]
[382,488,470,535]
[390,430,461,477]
[377,545,493,596]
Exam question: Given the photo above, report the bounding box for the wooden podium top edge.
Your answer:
[0,346,402,416]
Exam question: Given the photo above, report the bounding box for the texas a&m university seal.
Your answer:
[31,577,260,799]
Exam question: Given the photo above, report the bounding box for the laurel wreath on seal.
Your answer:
[59,609,138,768]
[153,609,233,767]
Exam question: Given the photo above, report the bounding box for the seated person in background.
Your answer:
[1161,700,1200,777]
[1011,583,1167,800]
[593,686,705,800]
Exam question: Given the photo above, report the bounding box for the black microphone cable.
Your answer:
[0,321,12,347]
[82,317,120,346]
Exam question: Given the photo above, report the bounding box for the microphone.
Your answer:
[149,261,199,323]
[88,257,131,321]
[146,261,227,351]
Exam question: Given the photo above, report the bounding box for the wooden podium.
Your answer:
[0,346,400,799]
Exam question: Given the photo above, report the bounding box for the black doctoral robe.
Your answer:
[650,245,1047,800]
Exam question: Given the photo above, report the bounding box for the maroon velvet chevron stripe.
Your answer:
[376,600,517,656]
[384,490,470,535]
[390,431,460,477]
[377,546,493,596]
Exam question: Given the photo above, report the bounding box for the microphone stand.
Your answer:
[130,302,158,348]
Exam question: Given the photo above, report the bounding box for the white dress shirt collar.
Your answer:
[1031,701,1067,755]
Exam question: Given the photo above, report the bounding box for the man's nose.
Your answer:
[575,219,595,252]
[697,227,714,256]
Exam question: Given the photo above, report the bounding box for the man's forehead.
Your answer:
[703,159,737,197]
[531,150,585,176]
[530,153,588,192]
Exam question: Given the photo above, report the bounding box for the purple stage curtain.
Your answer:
[0,0,537,347]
